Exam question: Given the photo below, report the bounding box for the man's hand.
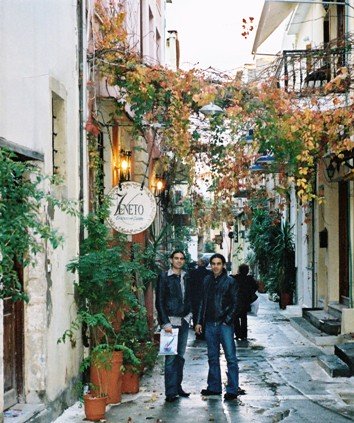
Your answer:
[164,326,173,334]
[195,324,202,335]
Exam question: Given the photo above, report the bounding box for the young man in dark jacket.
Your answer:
[195,253,244,401]
[155,250,192,403]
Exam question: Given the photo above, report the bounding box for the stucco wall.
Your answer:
[0,0,82,409]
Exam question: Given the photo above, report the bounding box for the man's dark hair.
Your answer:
[170,250,186,259]
[210,253,226,265]
[238,263,249,275]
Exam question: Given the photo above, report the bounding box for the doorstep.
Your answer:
[289,316,344,346]
[4,404,45,423]
[303,308,341,335]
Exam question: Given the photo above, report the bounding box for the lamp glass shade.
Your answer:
[249,163,265,172]
[200,102,224,116]
[256,154,275,164]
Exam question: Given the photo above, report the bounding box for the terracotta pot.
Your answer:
[280,292,292,310]
[83,394,107,421]
[122,367,140,394]
[90,350,123,404]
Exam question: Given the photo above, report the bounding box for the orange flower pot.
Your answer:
[90,350,123,404]
[122,367,140,394]
[83,394,107,421]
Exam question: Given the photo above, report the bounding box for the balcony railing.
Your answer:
[275,46,351,95]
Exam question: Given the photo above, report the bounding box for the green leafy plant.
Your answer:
[247,206,281,294]
[117,297,157,374]
[0,148,77,301]
[273,221,296,295]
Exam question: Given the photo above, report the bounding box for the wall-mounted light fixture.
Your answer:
[155,175,165,194]
[324,151,354,181]
[119,149,131,183]
[153,175,168,208]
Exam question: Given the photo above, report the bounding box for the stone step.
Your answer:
[335,343,354,374]
[317,354,351,377]
[328,302,345,320]
[303,308,341,335]
[289,317,342,346]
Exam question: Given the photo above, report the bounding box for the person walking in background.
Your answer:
[155,250,192,403]
[195,253,244,401]
[232,263,258,341]
[190,257,211,339]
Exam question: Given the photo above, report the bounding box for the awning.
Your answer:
[252,0,301,55]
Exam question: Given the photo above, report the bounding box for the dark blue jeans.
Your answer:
[205,322,239,394]
[164,319,189,397]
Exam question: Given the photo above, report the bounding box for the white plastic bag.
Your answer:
[248,297,260,316]
[158,328,179,355]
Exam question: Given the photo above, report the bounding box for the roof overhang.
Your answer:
[252,0,307,55]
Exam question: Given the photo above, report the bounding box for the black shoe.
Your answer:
[224,392,238,401]
[178,389,191,397]
[237,387,246,395]
[201,388,222,396]
[165,395,178,402]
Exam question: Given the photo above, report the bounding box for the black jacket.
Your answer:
[232,274,258,316]
[197,269,238,326]
[155,271,192,326]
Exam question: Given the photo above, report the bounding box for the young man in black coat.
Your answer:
[155,250,192,403]
[195,253,244,401]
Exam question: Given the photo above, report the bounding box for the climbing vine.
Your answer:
[0,149,77,301]
[88,1,354,227]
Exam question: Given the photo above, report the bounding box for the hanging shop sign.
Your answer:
[107,181,157,235]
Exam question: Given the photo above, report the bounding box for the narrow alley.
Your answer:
[54,295,354,423]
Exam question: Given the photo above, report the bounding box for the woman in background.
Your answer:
[232,264,258,340]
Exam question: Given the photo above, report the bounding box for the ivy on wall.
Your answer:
[0,149,76,301]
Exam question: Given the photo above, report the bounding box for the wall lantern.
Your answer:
[324,150,354,181]
[326,161,336,180]
[153,175,168,207]
[200,102,225,116]
[154,175,166,196]
[119,149,131,183]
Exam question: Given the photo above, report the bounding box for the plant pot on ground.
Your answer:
[122,364,140,394]
[83,393,107,422]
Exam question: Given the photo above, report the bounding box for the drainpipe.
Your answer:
[311,174,316,308]
[78,0,85,246]
[345,0,353,309]
[140,0,143,60]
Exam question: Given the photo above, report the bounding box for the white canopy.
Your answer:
[252,0,302,55]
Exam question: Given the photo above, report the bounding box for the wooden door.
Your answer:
[338,181,349,304]
[4,265,24,409]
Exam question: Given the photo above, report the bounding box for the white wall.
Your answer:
[0,0,82,408]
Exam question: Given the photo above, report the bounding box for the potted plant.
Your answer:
[117,298,157,394]
[273,221,296,309]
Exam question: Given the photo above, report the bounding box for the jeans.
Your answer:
[205,322,239,394]
[164,319,189,397]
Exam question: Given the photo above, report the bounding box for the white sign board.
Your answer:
[107,182,157,235]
